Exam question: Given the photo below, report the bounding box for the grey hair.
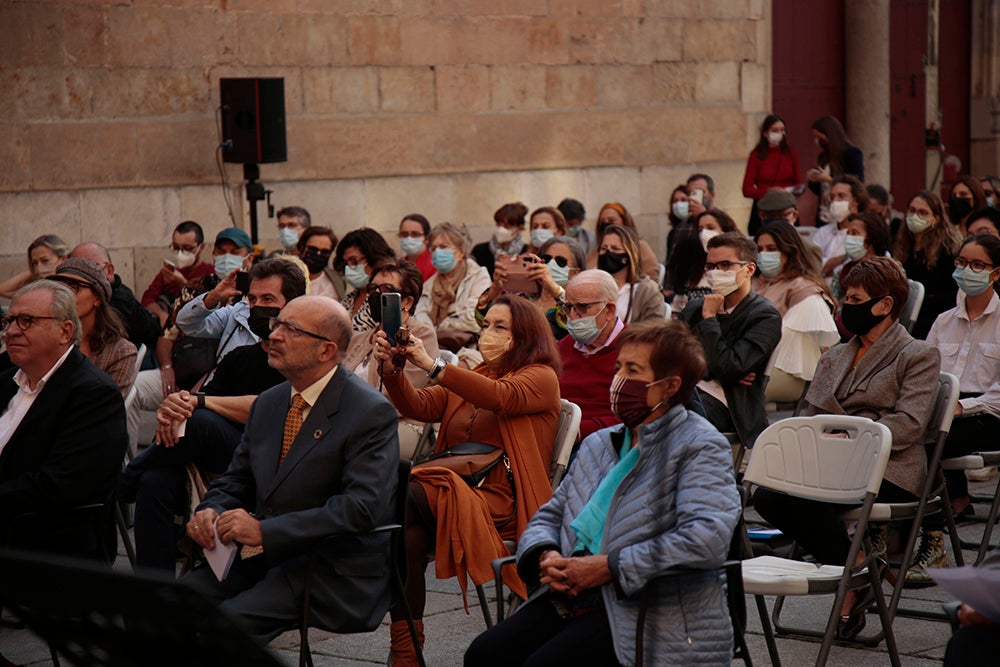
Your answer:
[428,222,472,254]
[14,280,82,346]
[538,236,586,270]
[567,269,619,304]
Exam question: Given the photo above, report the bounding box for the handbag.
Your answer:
[171,336,218,390]
[413,441,518,529]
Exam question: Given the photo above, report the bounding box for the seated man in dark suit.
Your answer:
[0,280,128,559]
[681,232,782,448]
[185,296,400,643]
[119,258,306,573]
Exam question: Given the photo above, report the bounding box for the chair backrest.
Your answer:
[927,372,960,442]
[133,343,147,375]
[743,415,892,503]
[899,280,925,333]
[550,400,581,487]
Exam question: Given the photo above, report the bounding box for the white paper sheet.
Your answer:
[204,519,237,582]
[929,566,1000,623]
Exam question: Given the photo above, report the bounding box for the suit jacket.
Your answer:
[198,365,400,633]
[0,347,127,560]
[805,322,940,496]
[682,291,782,447]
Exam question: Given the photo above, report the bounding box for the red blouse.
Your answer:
[742,146,802,201]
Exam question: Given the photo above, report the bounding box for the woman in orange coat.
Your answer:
[374,294,561,665]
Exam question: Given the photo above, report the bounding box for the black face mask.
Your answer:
[598,250,629,275]
[949,198,973,224]
[840,297,889,337]
[248,306,281,340]
[301,249,332,274]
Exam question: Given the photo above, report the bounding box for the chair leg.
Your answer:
[475,583,494,628]
[391,567,426,667]
[868,563,902,667]
[754,594,781,667]
[49,643,61,667]
[115,502,136,569]
[975,483,1000,564]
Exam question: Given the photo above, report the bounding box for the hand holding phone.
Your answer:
[380,292,403,346]
[235,271,251,296]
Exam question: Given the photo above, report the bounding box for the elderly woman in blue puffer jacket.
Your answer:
[465,319,742,667]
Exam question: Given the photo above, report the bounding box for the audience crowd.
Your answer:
[5,110,1000,664]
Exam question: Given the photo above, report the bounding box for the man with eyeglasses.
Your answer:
[184,296,398,644]
[119,258,307,573]
[69,241,161,351]
[0,281,127,563]
[679,232,781,449]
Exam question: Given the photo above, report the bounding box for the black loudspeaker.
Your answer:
[220,77,287,164]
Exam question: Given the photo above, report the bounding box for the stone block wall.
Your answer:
[1,0,771,296]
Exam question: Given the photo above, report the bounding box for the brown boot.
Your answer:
[388,619,424,667]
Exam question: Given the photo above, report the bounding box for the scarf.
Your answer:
[570,429,639,555]
[429,259,467,327]
[488,234,525,260]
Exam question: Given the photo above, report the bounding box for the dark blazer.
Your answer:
[199,365,399,633]
[0,347,127,560]
[682,291,782,447]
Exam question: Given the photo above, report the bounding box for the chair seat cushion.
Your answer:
[741,555,869,596]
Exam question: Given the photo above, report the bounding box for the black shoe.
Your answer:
[837,608,866,641]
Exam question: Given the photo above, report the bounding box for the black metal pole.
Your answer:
[243,163,264,245]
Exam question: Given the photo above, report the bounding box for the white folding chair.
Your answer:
[898,280,925,333]
[740,415,901,667]
[488,399,582,625]
[941,450,1000,564]
[133,343,147,376]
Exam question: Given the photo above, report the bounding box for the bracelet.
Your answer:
[427,357,447,379]
[162,364,173,370]
[196,393,206,410]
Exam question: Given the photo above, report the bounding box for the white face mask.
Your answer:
[493,227,518,245]
[844,235,868,261]
[699,228,719,252]
[174,249,197,269]
[829,199,851,223]
[706,268,740,296]
[906,214,930,234]
[672,201,690,221]
[767,131,783,147]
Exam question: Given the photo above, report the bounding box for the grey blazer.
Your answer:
[199,365,400,632]
[805,322,941,496]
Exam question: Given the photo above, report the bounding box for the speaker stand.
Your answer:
[243,163,266,245]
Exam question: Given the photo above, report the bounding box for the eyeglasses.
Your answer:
[704,260,749,271]
[955,257,994,272]
[1,313,60,331]
[539,254,569,268]
[366,283,403,295]
[170,244,200,254]
[559,301,606,317]
[398,231,424,239]
[269,317,333,342]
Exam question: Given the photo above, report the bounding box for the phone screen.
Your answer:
[235,271,251,296]
[381,292,403,346]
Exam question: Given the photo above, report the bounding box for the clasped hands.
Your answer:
[187,508,262,550]
[538,550,611,598]
[155,389,199,447]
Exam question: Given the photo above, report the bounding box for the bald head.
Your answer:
[69,242,114,282]
[295,296,353,356]
[267,296,352,388]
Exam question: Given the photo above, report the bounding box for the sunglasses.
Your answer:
[539,254,569,268]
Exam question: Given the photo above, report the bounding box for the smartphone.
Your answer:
[689,189,705,205]
[235,271,251,296]
[380,292,403,346]
[163,259,176,271]
[503,255,541,298]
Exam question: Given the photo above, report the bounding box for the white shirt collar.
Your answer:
[14,345,74,394]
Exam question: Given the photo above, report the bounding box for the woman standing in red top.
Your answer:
[743,113,802,237]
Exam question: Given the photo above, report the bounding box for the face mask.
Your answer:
[597,250,629,275]
[344,264,369,289]
[400,236,424,256]
[278,228,299,250]
[987,196,995,208]
[247,306,280,340]
[431,248,457,274]
[214,253,244,280]
[767,131,783,147]
[548,259,570,286]
[566,225,580,237]
[950,198,973,223]
[566,312,606,345]
[706,268,741,296]
[493,227,518,245]
[174,249,197,269]
[672,201,690,221]
[610,374,667,429]
[531,228,555,248]
[906,214,929,234]
[757,251,783,278]
[301,249,331,274]
[840,296,889,336]
[478,329,511,364]
[829,199,851,223]
[953,266,994,296]
[699,228,719,252]
[844,235,868,261]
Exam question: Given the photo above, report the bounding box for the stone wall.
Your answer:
[0,0,770,294]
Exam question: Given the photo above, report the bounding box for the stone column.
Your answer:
[845,0,892,188]
[970,0,1000,177]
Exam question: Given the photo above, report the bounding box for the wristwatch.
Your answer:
[196,393,206,410]
[427,357,447,379]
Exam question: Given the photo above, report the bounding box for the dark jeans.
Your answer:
[701,393,736,435]
[464,596,619,667]
[943,412,1000,500]
[944,625,1000,666]
[753,480,917,565]
[118,409,243,573]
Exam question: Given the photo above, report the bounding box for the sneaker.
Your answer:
[967,466,998,482]
[868,522,888,561]
[905,529,950,587]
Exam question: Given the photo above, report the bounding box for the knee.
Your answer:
[135,467,183,508]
